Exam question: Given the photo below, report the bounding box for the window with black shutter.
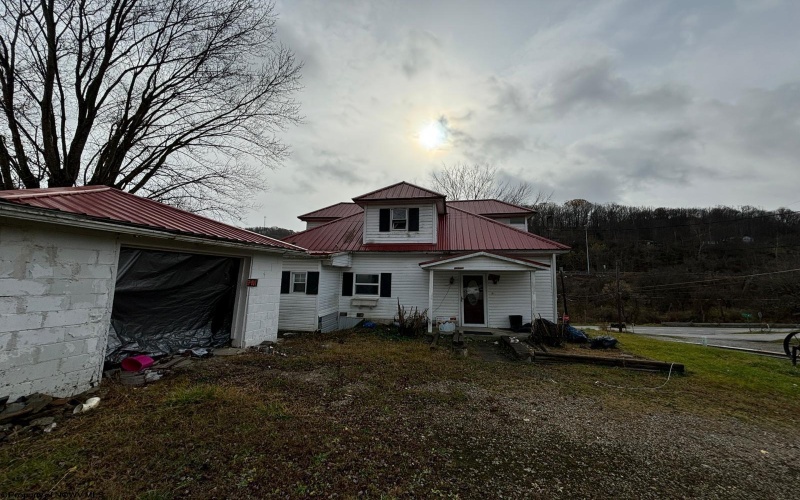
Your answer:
[379,209,390,232]
[280,271,290,294]
[408,208,419,232]
[306,272,319,295]
[379,273,392,297]
[342,272,354,296]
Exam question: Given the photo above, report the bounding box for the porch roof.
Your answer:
[419,251,550,271]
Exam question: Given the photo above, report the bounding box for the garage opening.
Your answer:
[106,248,241,363]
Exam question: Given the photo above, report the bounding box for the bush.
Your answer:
[394,299,429,337]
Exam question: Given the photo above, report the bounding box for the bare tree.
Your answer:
[0,0,301,217]
[429,162,550,206]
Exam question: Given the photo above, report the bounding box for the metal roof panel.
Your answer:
[283,205,569,252]
[0,186,302,250]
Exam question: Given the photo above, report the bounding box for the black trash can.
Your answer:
[509,315,523,332]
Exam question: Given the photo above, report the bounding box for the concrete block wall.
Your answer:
[0,223,118,400]
[240,253,282,346]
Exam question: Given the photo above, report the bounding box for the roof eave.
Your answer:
[0,202,306,255]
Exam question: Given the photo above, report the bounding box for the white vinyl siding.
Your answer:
[338,253,558,326]
[535,266,555,322]
[330,253,352,267]
[278,252,558,330]
[318,265,340,317]
[278,259,319,331]
[431,272,460,323]
[339,254,429,320]
[362,204,436,244]
[486,272,534,328]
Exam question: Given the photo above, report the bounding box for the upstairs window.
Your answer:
[509,217,526,224]
[379,207,419,232]
[392,208,407,230]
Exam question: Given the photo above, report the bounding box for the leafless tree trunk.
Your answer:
[429,162,550,206]
[0,0,301,218]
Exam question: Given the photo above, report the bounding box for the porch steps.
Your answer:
[500,335,532,361]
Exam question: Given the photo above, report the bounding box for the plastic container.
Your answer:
[121,355,154,372]
[509,315,523,332]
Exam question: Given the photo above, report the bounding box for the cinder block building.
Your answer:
[0,186,304,400]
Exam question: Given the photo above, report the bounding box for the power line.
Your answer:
[634,268,800,290]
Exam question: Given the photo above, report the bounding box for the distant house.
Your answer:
[0,186,305,400]
[279,182,570,332]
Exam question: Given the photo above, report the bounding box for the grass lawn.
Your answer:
[1,330,799,498]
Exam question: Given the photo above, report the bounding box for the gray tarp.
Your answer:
[105,248,240,363]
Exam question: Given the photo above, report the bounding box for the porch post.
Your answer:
[529,271,536,325]
[428,270,434,333]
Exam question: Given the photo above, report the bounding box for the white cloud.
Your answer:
[246,0,800,230]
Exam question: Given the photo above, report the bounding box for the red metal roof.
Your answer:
[298,202,363,221]
[298,198,532,224]
[283,205,569,253]
[352,181,445,202]
[448,199,534,217]
[0,186,303,251]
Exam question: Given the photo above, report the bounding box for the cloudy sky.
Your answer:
[247,0,800,230]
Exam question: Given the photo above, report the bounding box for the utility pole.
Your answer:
[775,233,779,259]
[585,226,590,274]
[616,261,623,333]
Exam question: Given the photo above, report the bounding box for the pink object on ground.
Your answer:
[121,355,154,372]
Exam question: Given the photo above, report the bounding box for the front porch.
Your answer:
[419,251,556,333]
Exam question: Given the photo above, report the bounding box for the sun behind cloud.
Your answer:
[418,118,449,150]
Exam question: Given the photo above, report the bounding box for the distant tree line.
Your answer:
[532,201,800,324]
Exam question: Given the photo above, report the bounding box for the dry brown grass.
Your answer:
[1,330,799,498]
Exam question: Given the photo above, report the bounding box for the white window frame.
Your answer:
[354,273,380,296]
[391,208,408,231]
[291,272,307,293]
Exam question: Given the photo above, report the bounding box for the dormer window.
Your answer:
[392,208,407,230]
[378,207,420,232]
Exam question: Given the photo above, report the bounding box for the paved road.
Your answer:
[576,325,793,356]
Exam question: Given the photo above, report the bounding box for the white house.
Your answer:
[278,182,570,333]
[0,186,305,400]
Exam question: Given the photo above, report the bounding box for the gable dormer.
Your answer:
[297,202,363,230]
[447,200,534,232]
[352,182,445,245]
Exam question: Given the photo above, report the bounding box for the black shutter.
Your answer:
[409,208,419,232]
[342,272,353,296]
[379,208,390,232]
[380,273,392,297]
[280,271,290,294]
[306,272,319,295]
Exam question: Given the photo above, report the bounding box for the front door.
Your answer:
[462,275,485,325]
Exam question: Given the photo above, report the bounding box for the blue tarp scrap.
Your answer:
[564,324,589,343]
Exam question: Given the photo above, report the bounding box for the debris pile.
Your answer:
[0,390,104,443]
[249,340,287,356]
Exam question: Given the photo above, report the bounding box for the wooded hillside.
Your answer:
[531,202,800,324]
